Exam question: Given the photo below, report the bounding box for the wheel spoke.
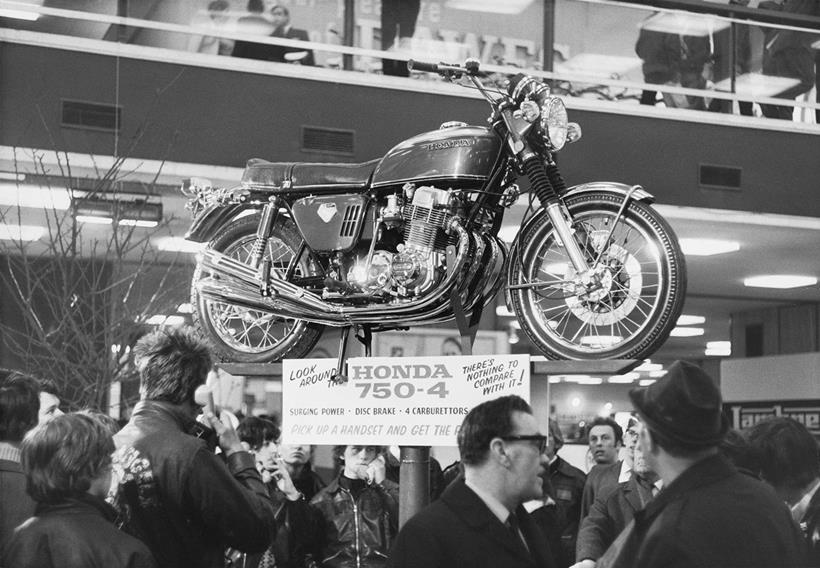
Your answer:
[514,200,681,357]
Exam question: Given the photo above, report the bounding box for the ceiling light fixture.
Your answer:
[676,314,706,325]
[705,341,731,356]
[155,237,205,254]
[743,275,818,289]
[634,360,662,372]
[0,223,45,241]
[670,327,704,337]
[0,182,71,210]
[638,379,657,387]
[495,305,515,317]
[72,193,162,228]
[145,314,186,326]
[679,238,740,256]
[0,8,41,20]
[446,0,533,14]
[608,373,639,383]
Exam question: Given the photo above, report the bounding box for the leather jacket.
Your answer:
[305,475,399,568]
[111,400,276,568]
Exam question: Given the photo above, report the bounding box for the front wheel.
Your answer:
[509,191,686,360]
[191,214,324,363]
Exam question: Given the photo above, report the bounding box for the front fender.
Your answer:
[184,203,257,243]
[503,181,655,310]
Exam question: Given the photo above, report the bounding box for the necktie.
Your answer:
[507,514,529,552]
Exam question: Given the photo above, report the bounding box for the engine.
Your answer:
[345,185,453,299]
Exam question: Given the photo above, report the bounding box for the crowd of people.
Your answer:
[1,328,819,567]
[635,0,820,120]
[189,0,316,66]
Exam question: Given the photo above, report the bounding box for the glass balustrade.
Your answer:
[0,0,817,123]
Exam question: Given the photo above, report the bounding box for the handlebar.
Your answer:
[407,58,481,77]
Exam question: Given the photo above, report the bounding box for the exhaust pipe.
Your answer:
[196,220,475,325]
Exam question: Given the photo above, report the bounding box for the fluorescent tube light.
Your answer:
[75,215,114,225]
[0,223,45,241]
[705,341,731,356]
[0,9,41,20]
[679,238,740,256]
[670,327,704,337]
[446,0,533,14]
[155,237,205,254]
[119,219,159,228]
[0,183,71,210]
[495,305,514,317]
[743,275,818,289]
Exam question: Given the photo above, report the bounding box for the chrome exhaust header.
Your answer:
[195,220,489,326]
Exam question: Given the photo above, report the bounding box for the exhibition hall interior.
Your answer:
[1,0,819,473]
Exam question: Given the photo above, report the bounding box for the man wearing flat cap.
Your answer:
[596,360,806,568]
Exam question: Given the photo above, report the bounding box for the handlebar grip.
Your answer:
[407,60,440,74]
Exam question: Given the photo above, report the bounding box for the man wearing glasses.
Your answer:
[390,395,558,568]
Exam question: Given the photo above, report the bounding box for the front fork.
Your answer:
[521,151,590,274]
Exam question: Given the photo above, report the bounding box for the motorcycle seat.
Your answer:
[242,158,380,192]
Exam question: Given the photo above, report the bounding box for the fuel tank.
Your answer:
[371,125,502,188]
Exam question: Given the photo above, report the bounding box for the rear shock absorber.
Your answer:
[249,195,280,270]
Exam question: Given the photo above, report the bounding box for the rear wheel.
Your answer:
[192,214,323,362]
[509,191,686,360]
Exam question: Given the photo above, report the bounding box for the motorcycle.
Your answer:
[181,59,686,372]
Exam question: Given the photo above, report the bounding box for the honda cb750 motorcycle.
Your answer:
[182,59,686,367]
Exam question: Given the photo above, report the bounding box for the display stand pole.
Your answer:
[398,446,430,528]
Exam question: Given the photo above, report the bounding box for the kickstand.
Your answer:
[331,327,351,385]
[355,325,373,357]
[447,245,482,356]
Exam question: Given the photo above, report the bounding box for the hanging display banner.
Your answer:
[282,355,530,446]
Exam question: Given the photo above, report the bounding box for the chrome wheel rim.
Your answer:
[522,211,664,354]
[204,236,304,354]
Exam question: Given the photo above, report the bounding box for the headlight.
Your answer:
[540,97,568,151]
[507,74,569,151]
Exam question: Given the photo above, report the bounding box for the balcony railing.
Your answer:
[1,0,818,124]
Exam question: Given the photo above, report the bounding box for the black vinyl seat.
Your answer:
[241,158,380,192]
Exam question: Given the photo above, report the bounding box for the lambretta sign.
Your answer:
[282,355,529,446]
[723,400,820,439]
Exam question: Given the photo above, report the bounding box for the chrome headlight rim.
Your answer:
[540,97,568,151]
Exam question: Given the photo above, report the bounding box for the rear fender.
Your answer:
[184,203,258,243]
[503,182,655,311]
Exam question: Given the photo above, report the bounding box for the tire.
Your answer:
[191,214,323,363]
[509,191,686,360]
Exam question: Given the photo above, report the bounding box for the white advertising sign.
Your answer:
[282,355,530,446]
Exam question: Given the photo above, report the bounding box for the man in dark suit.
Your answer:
[533,419,586,567]
[573,420,660,568]
[596,361,807,568]
[389,395,558,568]
[746,417,820,566]
[270,4,314,66]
